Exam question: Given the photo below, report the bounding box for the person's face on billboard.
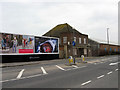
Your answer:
[14,37,16,40]
[35,37,58,53]
[41,43,52,53]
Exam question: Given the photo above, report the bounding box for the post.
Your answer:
[107,28,109,44]
[73,28,76,64]
[107,28,109,55]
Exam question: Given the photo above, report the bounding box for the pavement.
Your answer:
[1,55,119,88]
[0,56,99,68]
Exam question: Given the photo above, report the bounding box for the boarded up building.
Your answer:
[43,23,90,58]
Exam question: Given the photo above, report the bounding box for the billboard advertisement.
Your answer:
[0,32,59,55]
[0,33,34,54]
[35,36,58,54]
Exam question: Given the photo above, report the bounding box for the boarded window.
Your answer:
[84,38,86,44]
[73,48,77,55]
[79,38,81,44]
[84,49,87,55]
[63,37,67,44]
[74,37,76,42]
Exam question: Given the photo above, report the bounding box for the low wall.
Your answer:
[1,54,59,63]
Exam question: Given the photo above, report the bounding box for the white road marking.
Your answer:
[109,62,118,66]
[72,66,87,70]
[81,80,92,86]
[16,69,25,79]
[72,65,78,68]
[66,69,72,71]
[115,69,118,71]
[1,73,45,83]
[97,75,104,79]
[107,71,113,75]
[55,65,65,71]
[41,67,47,74]
[101,59,105,61]
[94,63,100,65]
[79,66,87,68]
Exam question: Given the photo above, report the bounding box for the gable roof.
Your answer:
[43,23,84,37]
[89,38,119,46]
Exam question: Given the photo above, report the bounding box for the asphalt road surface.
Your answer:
[1,55,119,89]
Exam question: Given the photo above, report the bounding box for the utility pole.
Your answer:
[107,28,109,44]
[107,28,109,55]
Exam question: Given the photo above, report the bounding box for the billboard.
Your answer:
[0,33,34,54]
[35,36,58,53]
[0,32,59,55]
[19,35,34,53]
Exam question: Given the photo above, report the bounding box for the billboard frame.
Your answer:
[0,32,59,55]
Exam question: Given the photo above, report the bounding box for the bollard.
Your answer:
[73,57,75,64]
[68,56,74,65]
[69,56,72,65]
[69,58,71,64]
[81,55,85,62]
[83,57,84,61]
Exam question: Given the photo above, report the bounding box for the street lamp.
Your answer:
[107,28,109,55]
[107,28,109,44]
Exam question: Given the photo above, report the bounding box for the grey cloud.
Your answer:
[0,1,119,44]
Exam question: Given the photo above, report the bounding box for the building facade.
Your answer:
[88,39,120,56]
[99,43,120,55]
[88,39,99,56]
[43,23,90,58]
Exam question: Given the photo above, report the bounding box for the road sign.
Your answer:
[72,41,75,46]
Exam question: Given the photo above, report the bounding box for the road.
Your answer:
[1,55,119,89]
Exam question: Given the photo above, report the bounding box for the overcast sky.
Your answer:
[0,0,119,44]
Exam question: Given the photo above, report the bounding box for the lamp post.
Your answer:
[107,28,109,44]
[107,28,109,55]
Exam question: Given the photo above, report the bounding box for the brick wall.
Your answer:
[59,32,89,58]
[99,44,120,55]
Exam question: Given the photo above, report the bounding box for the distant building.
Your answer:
[88,38,100,56]
[88,38,120,56]
[43,23,90,58]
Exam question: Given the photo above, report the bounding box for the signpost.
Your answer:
[72,41,75,46]
[72,41,76,64]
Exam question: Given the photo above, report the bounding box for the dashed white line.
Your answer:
[81,80,92,86]
[72,65,78,68]
[107,71,113,75]
[115,69,118,71]
[97,75,104,79]
[109,62,118,66]
[16,69,25,79]
[41,67,47,74]
[55,65,65,71]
